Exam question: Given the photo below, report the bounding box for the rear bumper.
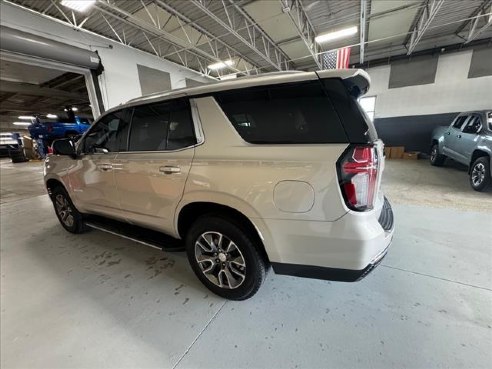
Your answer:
[271,243,390,282]
[267,197,394,282]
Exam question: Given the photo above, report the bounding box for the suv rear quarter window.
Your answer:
[214,81,348,144]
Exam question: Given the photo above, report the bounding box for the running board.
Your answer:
[84,215,184,252]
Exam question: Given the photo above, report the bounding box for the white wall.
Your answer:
[0,2,213,110]
[366,50,492,118]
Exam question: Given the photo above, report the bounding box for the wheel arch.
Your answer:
[46,177,66,197]
[177,201,271,264]
[469,150,490,173]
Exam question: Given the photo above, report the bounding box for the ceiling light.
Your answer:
[18,115,35,120]
[208,60,234,70]
[47,114,58,119]
[13,122,32,126]
[60,0,95,13]
[315,26,358,44]
[219,73,237,81]
[71,107,78,111]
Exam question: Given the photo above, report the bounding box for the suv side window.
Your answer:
[452,116,467,129]
[214,81,347,144]
[82,109,131,153]
[129,98,195,152]
[462,115,482,134]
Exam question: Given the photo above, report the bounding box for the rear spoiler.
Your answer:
[316,69,370,98]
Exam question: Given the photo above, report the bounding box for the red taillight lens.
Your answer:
[338,145,378,211]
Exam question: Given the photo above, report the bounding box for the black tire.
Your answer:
[430,144,446,166]
[185,215,266,300]
[469,156,491,192]
[51,186,88,233]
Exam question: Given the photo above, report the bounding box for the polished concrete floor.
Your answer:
[1,158,491,369]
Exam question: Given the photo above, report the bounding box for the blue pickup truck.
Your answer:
[29,116,91,141]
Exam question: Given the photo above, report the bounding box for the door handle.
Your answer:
[457,134,462,138]
[446,132,451,135]
[159,165,181,174]
[97,163,113,171]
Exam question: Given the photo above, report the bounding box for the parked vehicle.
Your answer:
[45,69,394,300]
[0,132,20,157]
[431,111,492,191]
[29,116,91,141]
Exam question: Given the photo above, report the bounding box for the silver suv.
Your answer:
[431,111,492,191]
[45,70,394,300]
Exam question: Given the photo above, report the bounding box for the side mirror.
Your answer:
[52,138,76,157]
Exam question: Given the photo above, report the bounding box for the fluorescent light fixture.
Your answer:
[219,73,237,81]
[47,114,58,119]
[208,60,234,70]
[18,115,35,120]
[315,26,358,44]
[71,107,78,111]
[61,0,95,13]
[13,122,32,126]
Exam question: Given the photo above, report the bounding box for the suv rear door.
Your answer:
[442,114,468,160]
[113,98,196,235]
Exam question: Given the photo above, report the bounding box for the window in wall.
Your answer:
[358,96,376,121]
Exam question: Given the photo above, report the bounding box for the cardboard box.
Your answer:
[390,146,405,159]
[383,147,391,158]
[403,151,419,160]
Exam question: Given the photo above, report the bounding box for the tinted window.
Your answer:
[214,81,348,144]
[463,116,482,134]
[82,110,131,153]
[129,98,195,152]
[452,116,467,129]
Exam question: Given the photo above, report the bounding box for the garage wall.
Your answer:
[0,2,213,111]
[366,48,492,152]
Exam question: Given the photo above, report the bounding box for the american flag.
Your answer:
[322,47,351,69]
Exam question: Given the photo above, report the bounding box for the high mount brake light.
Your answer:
[337,145,378,211]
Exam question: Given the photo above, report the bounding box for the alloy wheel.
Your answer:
[55,194,75,227]
[194,231,246,289]
[471,162,485,187]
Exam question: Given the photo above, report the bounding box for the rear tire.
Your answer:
[185,215,266,300]
[430,144,446,166]
[469,156,491,192]
[51,186,88,233]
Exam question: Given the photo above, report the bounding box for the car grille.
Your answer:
[378,197,394,231]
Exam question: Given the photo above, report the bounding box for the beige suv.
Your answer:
[45,69,394,300]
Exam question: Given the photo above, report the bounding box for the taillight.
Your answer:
[337,145,378,211]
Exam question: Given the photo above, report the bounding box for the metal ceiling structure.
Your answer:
[2,0,492,76]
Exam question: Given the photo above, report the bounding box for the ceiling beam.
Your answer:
[153,0,260,73]
[190,0,292,71]
[405,0,445,55]
[280,0,321,69]
[360,0,368,64]
[0,81,88,100]
[464,3,492,43]
[95,0,247,76]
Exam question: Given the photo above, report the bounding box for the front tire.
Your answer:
[469,157,491,192]
[430,144,446,166]
[51,186,87,233]
[185,216,266,300]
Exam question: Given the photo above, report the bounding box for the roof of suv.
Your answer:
[124,69,370,108]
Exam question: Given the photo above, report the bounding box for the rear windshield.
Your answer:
[214,81,348,144]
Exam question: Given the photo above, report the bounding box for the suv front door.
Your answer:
[113,98,196,235]
[70,109,131,217]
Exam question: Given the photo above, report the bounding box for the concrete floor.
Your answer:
[1,158,491,369]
